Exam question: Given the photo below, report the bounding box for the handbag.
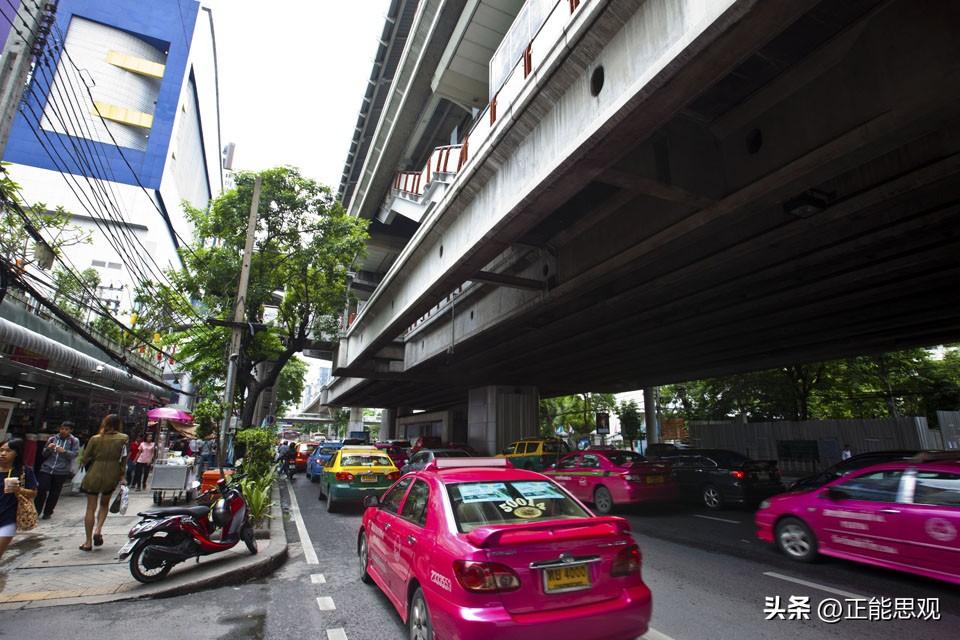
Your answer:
[109,485,123,513]
[14,470,38,532]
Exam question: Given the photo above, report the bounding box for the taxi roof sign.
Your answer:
[431,457,512,470]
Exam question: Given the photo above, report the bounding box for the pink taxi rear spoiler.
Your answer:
[466,516,631,548]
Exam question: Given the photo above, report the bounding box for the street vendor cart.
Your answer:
[150,458,198,504]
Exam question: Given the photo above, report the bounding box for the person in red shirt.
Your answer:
[125,435,142,485]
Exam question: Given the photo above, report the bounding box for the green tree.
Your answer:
[140,167,368,428]
[539,393,617,436]
[51,267,100,318]
[615,400,643,449]
[274,357,307,418]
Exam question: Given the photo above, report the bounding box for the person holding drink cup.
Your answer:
[0,438,38,560]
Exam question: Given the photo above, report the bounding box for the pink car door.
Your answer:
[388,478,433,598]
[548,454,586,500]
[896,469,960,580]
[373,477,414,604]
[816,469,907,564]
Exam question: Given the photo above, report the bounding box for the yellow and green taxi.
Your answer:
[318,446,400,512]
[496,437,571,471]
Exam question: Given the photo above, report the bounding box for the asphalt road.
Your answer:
[8,479,957,640]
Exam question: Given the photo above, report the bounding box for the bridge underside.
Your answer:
[330,0,960,410]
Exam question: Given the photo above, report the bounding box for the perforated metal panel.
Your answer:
[41,16,167,151]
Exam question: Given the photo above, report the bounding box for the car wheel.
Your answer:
[309,471,319,483]
[318,481,326,500]
[702,484,723,510]
[358,532,373,584]
[326,489,338,513]
[593,486,614,515]
[775,517,818,562]
[409,587,433,640]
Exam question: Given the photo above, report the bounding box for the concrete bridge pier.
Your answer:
[468,386,539,456]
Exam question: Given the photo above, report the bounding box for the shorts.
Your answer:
[0,522,16,537]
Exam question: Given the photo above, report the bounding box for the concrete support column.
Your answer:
[380,408,397,440]
[348,407,364,433]
[467,386,538,456]
[644,387,660,444]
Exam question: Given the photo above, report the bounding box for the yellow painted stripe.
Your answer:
[106,50,165,79]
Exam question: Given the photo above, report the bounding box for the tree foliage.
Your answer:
[539,393,617,436]
[659,347,960,423]
[274,357,307,418]
[139,167,368,426]
[616,400,644,447]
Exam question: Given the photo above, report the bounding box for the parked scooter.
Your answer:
[119,478,257,583]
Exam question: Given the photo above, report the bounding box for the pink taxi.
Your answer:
[358,458,652,640]
[544,449,676,514]
[756,453,960,585]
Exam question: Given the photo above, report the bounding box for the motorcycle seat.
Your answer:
[139,505,210,519]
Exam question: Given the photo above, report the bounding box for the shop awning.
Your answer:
[0,316,166,397]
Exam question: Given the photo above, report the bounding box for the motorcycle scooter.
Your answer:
[119,478,257,583]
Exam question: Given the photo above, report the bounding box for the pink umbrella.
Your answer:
[146,407,193,423]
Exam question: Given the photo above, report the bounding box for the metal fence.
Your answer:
[688,417,943,476]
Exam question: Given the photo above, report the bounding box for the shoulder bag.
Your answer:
[14,469,38,532]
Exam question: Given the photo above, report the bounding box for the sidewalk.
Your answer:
[0,483,286,609]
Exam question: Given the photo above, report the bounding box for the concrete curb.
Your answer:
[8,482,288,609]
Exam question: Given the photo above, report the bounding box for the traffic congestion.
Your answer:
[278,433,960,639]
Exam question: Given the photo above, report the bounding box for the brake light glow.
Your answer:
[730,470,745,480]
[452,560,521,592]
[335,472,355,481]
[611,544,641,577]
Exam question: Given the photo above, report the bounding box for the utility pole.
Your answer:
[644,387,660,445]
[0,1,54,157]
[218,175,262,469]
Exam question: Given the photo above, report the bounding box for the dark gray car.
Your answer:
[400,448,472,474]
[656,448,784,509]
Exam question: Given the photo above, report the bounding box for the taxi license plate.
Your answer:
[645,475,664,484]
[360,474,379,483]
[544,565,591,593]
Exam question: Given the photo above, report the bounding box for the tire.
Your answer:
[409,587,433,640]
[129,538,175,584]
[775,517,819,562]
[359,532,373,584]
[593,486,614,515]
[309,472,319,484]
[326,489,338,513]
[702,484,723,510]
[241,523,258,555]
[318,480,326,500]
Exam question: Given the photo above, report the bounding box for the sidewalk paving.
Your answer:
[0,483,286,609]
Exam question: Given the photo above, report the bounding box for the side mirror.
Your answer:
[825,487,849,501]
[362,495,380,509]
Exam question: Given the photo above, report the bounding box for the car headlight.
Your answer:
[758,499,771,510]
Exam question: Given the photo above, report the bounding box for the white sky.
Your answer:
[201,1,391,393]
[202,0,391,188]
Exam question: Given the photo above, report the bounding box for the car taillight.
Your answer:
[387,472,400,481]
[452,560,521,593]
[730,470,745,480]
[335,472,354,481]
[611,544,641,577]
[623,473,640,482]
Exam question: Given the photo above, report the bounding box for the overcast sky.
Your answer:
[202,0,391,188]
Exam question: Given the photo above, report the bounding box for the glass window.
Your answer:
[706,451,748,467]
[912,472,960,506]
[380,478,412,514]
[447,480,589,533]
[836,470,903,502]
[435,450,469,458]
[543,440,567,454]
[410,452,428,465]
[501,443,518,455]
[556,455,580,470]
[581,454,600,469]
[340,454,392,467]
[400,480,431,526]
[519,442,535,455]
[605,451,644,465]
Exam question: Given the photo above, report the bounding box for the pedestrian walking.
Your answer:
[35,420,80,520]
[133,432,157,491]
[0,438,38,560]
[79,414,128,551]
[841,444,853,461]
[125,434,142,485]
[201,437,216,472]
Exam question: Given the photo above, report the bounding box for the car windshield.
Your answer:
[446,480,589,533]
[319,448,338,456]
[706,451,751,467]
[605,451,645,465]
[340,454,392,467]
[435,450,469,458]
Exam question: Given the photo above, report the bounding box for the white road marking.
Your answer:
[326,628,348,640]
[642,628,678,640]
[693,514,740,524]
[316,596,336,611]
[311,573,327,584]
[762,571,867,599]
[287,478,319,565]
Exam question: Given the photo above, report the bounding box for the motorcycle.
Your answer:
[119,478,257,583]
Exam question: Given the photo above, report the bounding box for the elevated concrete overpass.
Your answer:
[324,0,960,450]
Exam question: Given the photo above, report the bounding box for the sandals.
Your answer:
[78,544,92,552]
[93,534,103,547]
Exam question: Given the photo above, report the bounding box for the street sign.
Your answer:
[596,412,610,435]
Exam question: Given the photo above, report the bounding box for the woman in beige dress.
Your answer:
[79,414,128,551]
